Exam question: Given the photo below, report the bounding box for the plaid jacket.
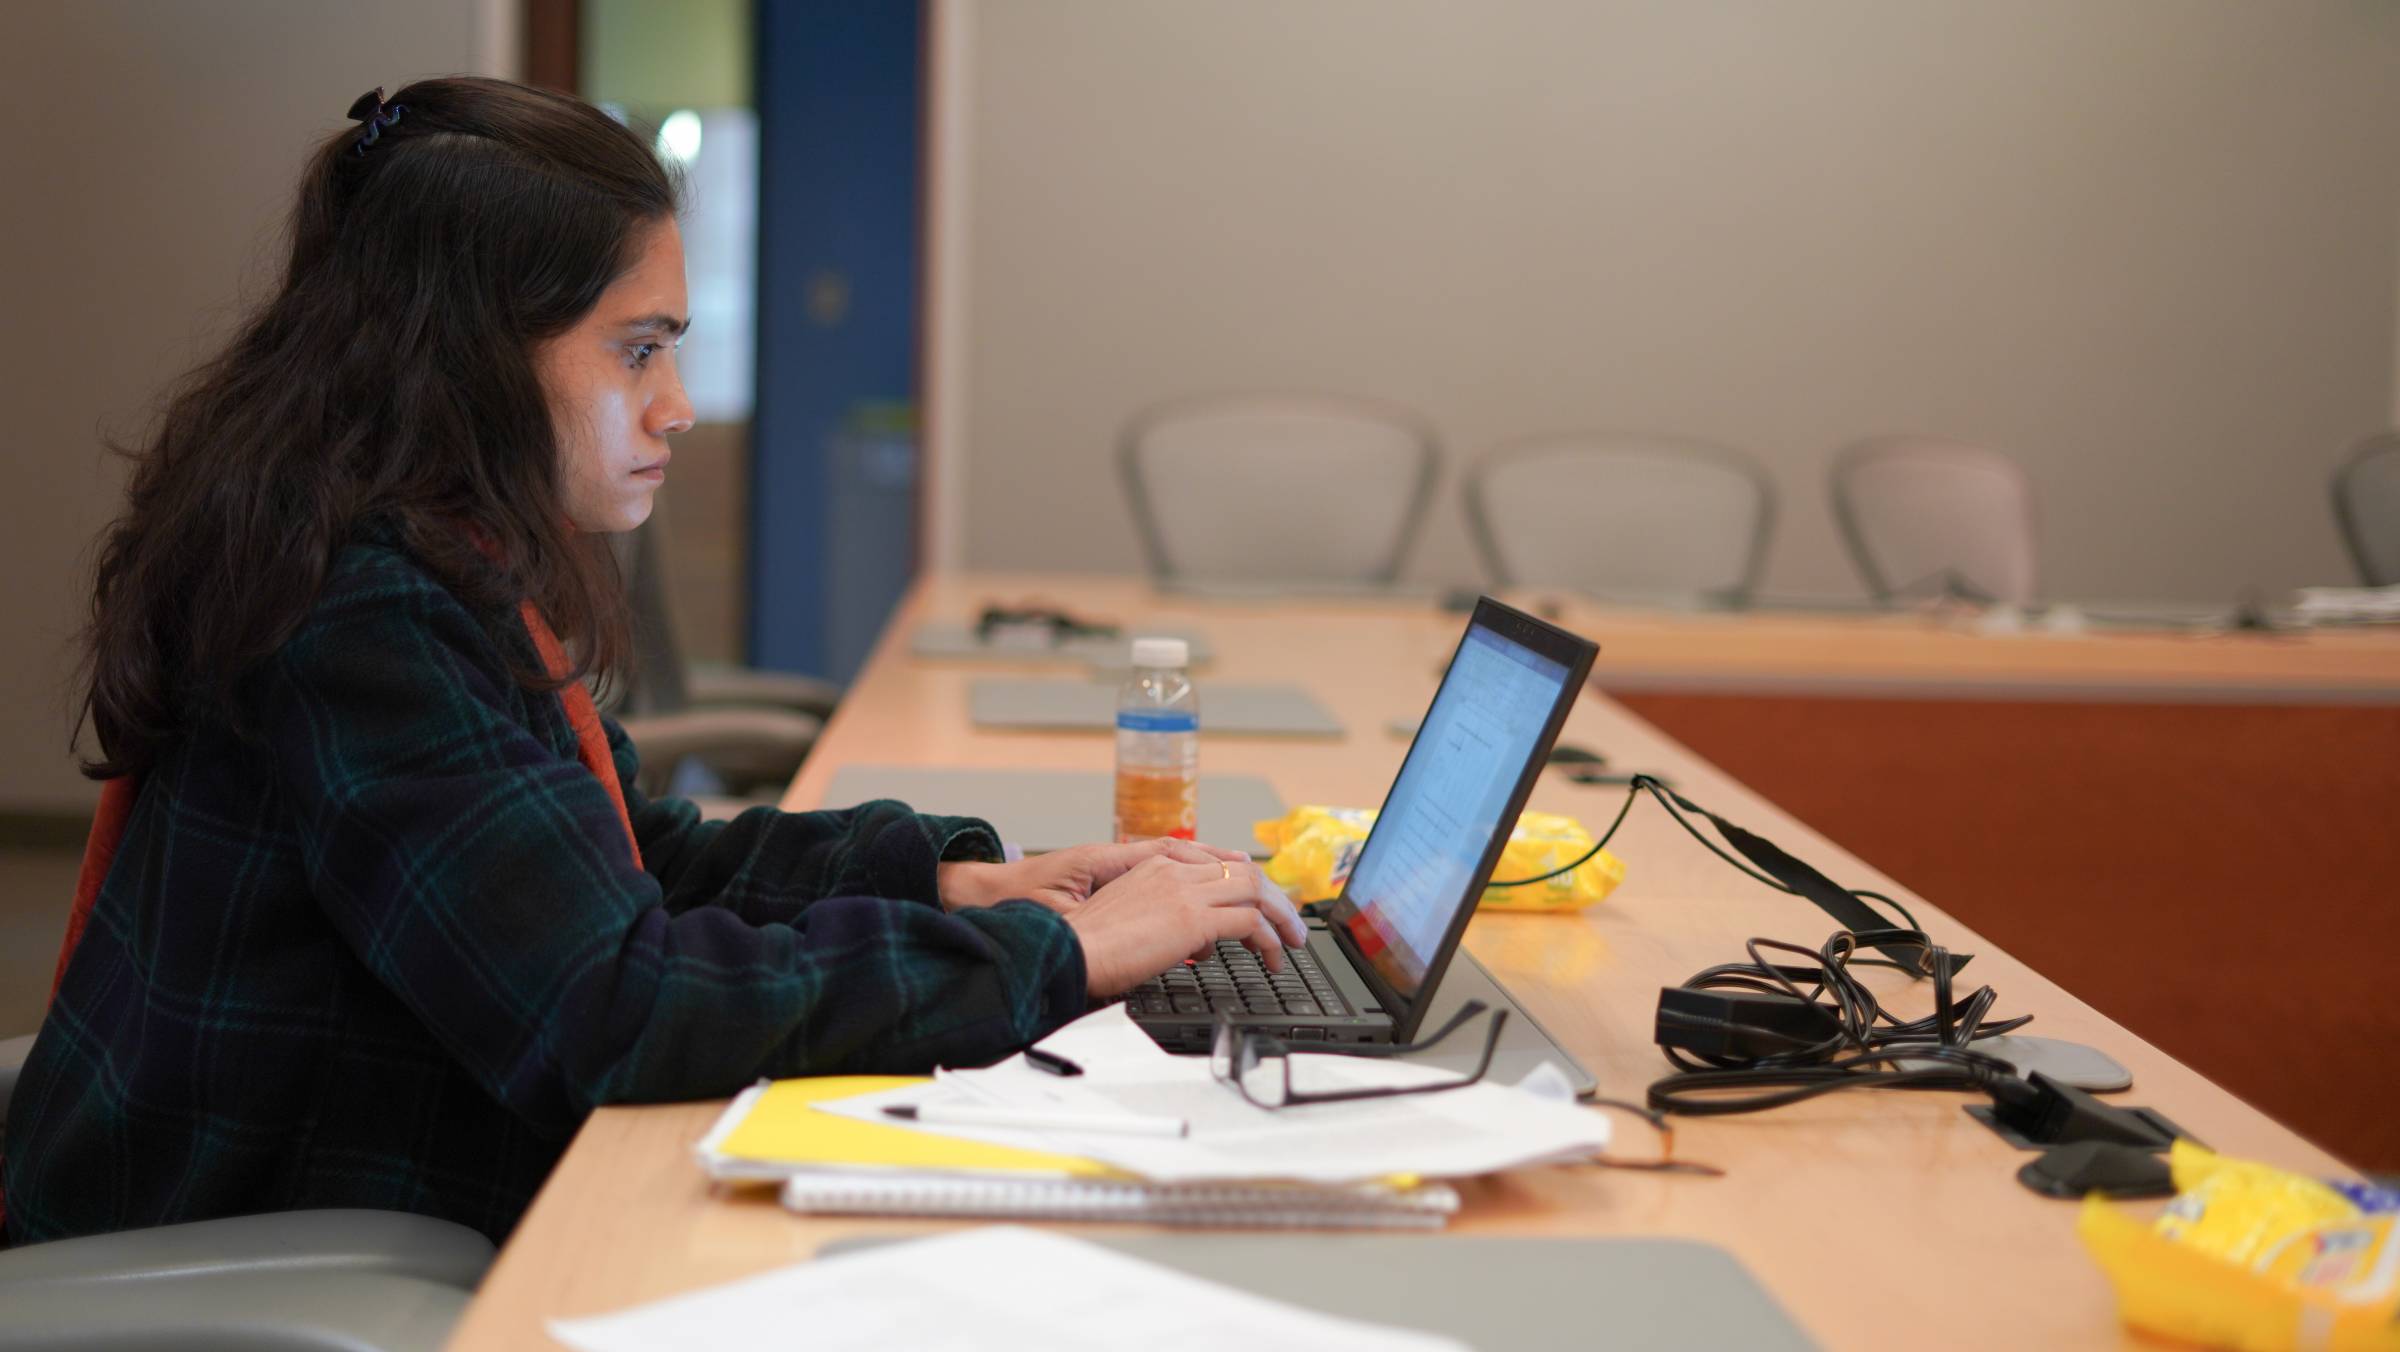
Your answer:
[3,537,1086,1246]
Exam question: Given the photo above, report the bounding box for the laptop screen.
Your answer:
[1325,606,1584,1011]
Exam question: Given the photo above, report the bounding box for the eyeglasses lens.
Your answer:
[1236,1038,1286,1108]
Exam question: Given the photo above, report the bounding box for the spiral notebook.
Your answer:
[699,1076,1458,1230]
[777,1173,1459,1230]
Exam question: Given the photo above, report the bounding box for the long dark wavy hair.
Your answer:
[77,77,680,780]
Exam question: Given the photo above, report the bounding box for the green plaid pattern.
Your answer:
[4,539,1085,1245]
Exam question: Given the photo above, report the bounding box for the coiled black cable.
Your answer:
[1474,770,2036,1116]
[1647,927,2032,1115]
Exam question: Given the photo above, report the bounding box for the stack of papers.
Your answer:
[550,1226,1469,1352]
[694,1064,1457,1230]
[827,1005,1610,1186]
[695,1006,1611,1229]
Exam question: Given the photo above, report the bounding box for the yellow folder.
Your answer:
[715,1076,1119,1178]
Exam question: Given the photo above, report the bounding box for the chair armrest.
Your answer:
[683,664,845,719]
[0,1269,468,1352]
[0,1209,493,1293]
[618,707,822,766]
[617,707,823,796]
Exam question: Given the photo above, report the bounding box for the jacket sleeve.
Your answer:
[608,719,995,927]
[259,560,1087,1138]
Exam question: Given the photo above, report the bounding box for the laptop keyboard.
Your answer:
[1128,940,1352,1019]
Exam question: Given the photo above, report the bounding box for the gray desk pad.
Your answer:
[824,766,1286,857]
[821,1233,1818,1351]
[911,621,1214,670]
[1407,947,1597,1097]
[971,678,1345,738]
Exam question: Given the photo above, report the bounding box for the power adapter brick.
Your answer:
[1655,986,1843,1061]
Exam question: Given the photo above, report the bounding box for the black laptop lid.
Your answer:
[1321,598,1598,1041]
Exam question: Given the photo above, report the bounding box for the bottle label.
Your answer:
[1115,710,1198,733]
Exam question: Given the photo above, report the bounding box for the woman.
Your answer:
[3,77,1301,1247]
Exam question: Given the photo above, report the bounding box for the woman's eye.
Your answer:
[629,342,660,368]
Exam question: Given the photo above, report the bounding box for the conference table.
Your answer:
[1548,594,2400,1171]
[442,573,2388,1351]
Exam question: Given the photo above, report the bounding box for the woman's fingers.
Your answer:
[1184,858,1307,948]
[1086,838,1180,880]
[1246,909,1285,971]
[1155,839,1227,868]
[1205,904,1284,972]
[1063,850,1308,995]
[1253,874,1308,947]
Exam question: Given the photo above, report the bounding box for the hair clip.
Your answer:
[346,87,407,157]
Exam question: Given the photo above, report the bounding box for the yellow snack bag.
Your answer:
[2157,1139,2364,1264]
[1253,806,1378,905]
[2079,1143,2400,1351]
[1253,805,1625,912]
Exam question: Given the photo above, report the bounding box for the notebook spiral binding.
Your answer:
[778,1174,1460,1230]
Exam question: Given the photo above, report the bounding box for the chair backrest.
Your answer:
[1119,395,1439,584]
[611,513,690,716]
[2332,432,2400,586]
[1463,433,1774,605]
[1830,435,2038,605]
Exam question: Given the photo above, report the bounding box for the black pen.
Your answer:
[1023,1046,1083,1077]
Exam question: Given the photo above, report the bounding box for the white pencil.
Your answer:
[883,1103,1189,1139]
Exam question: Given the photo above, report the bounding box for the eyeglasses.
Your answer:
[1209,1001,1507,1110]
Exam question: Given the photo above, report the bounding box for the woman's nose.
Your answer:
[651,365,696,436]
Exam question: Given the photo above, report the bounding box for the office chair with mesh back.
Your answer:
[1463,433,1775,607]
[1830,435,2039,605]
[1118,394,1440,585]
[609,511,839,809]
[2332,432,2400,587]
[0,1034,489,1351]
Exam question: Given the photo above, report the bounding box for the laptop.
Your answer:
[1125,597,1603,1094]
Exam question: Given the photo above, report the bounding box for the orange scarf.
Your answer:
[48,602,639,1007]
[515,598,644,870]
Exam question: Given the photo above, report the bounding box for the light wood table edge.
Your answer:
[442,573,2361,1351]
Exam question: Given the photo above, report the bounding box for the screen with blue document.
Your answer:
[1336,620,1572,997]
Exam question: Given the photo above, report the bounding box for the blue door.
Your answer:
[750,1,922,682]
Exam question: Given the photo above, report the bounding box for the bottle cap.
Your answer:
[1130,637,1189,669]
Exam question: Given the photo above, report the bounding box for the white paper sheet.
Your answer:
[819,1006,1608,1184]
[547,1225,1469,1352]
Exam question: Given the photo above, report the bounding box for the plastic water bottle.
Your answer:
[1115,637,1198,842]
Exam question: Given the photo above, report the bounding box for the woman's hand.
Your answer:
[939,838,1257,917]
[1060,852,1310,998]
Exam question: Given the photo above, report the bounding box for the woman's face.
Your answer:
[539,220,695,533]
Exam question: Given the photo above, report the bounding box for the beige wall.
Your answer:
[945,1,2400,599]
[0,1,507,813]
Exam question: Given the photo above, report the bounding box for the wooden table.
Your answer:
[1497,594,2400,1170]
[444,575,2380,1351]
[1542,595,2400,703]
